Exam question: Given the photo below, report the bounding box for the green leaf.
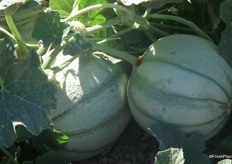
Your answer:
[87,14,106,26]
[148,123,185,150]
[0,38,56,148]
[78,0,107,10]
[49,0,75,18]
[154,148,185,164]
[219,0,232,67]
[78,0,107,26]
[79,0,107,18]
[149,123,210,164]
[32,11,66,47]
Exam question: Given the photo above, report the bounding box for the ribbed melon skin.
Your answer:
[128,34,232,140]
[48,53,130,161]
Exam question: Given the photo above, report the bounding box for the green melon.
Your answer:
[128,34,232,140]
[45,52,130,161]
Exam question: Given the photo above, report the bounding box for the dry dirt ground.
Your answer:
[76,118,159,164]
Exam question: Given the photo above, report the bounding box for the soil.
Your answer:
[75,118,159,164]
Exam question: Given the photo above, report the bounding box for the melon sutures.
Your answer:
[44,50,131,161]
[127,34,232,140]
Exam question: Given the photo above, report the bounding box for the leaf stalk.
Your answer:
[5,14,29,56]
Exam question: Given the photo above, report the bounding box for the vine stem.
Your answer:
[5,14,29,56]
[41,45,64,70]
[86,16,132,34]
[0,26,15,40]
[147,14,211,41]
[92,42,137,67]
[61,3,134,23]
[0,145,18,164]
[97,27,133,44]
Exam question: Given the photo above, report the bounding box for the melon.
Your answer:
[128,34,232,140]
[45,51,130,161]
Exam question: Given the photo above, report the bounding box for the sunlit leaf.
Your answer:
[120,0,146,5]
[218,159,232,164]
[155,148,185,164]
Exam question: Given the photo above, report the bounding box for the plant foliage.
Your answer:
[149,123,210,164]
[0,38,56,148]
[219,0,232,67]
[0,0,231,163]
[154,148,185,164]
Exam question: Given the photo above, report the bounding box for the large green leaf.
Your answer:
[0,38,56,148]
[149,123,210,164]
[219,0,232,67]
[32,11,66,48]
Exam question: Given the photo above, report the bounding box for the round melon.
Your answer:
[46,52,130,161]
[128,34,232,140]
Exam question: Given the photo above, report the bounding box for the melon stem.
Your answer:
[92,42,137,67]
